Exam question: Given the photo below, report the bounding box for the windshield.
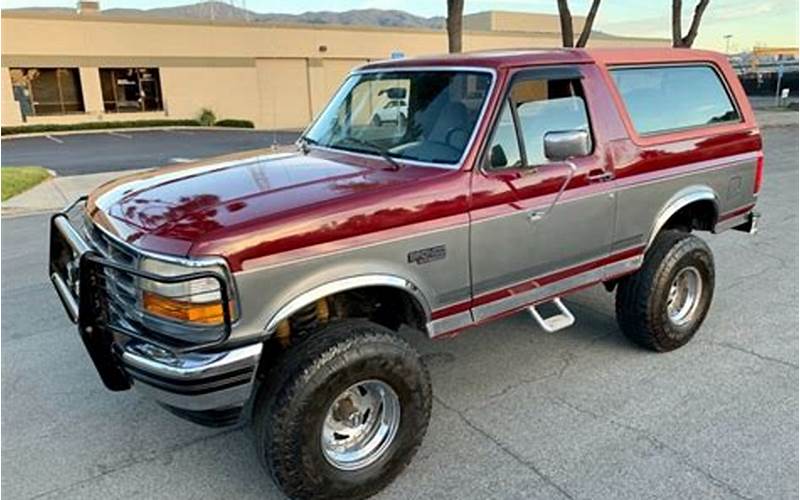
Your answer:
[304,70,493,166]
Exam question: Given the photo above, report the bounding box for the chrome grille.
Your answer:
[80,215,140,314]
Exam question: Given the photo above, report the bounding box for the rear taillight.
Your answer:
[754,154,764,194]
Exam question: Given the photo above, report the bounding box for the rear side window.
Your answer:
[610,65,740,135]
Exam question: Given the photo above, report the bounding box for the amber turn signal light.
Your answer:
[142,291,229,325]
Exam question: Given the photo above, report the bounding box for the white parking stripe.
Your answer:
[107,131,132,139]
[44,134,64,144]
[170,157,197,163]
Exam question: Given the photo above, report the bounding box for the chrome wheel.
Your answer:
[666,266,703,326]
[321,379,401,471]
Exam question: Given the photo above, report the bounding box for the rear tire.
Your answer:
[253,319,432,499]
[615,230,715,352]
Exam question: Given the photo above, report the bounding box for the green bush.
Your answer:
[198,108,216,127]
[214,119,255,129]
[1,119,201,136]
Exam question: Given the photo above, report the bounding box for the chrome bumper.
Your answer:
[49,199,261,425]
[120,339,262,416]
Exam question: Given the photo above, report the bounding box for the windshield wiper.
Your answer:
[336,136,401,171]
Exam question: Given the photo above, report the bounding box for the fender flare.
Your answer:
[264,274,433,334]
[646,185,720,248]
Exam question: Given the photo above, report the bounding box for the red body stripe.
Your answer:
[431,245,644,321]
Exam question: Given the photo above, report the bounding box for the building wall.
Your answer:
[464,11,586,34]
[0,12,668,129]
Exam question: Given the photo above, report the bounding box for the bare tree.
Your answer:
[576,0,601,47]
[672,0,710,48]
[557,0,602,48]
[557,0,574,47]
[446,0,464,53]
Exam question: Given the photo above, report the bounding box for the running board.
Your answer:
[528,298,575,333]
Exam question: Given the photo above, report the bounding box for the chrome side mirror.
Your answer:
[543,129,591,162]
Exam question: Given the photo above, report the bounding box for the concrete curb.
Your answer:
[0,126,303,141]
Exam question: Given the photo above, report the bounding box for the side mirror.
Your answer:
[543,129,591,162]
[489,144,508,168]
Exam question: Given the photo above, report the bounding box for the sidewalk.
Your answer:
[1,169,151,216]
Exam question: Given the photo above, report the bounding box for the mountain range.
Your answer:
[7,2,448,29]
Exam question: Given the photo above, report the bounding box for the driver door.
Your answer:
[469,66,616,322]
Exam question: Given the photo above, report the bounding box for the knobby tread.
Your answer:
[253,319,432,500]
[615,230,715,352]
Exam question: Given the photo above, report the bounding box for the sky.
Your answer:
[2,0,798,52]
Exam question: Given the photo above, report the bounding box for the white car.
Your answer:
[372,99,407,126]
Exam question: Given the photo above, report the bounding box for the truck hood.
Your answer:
[87,149,455,264]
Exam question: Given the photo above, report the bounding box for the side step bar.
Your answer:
[528,298,575,333]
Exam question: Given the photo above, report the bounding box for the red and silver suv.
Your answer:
[50,48,761,499]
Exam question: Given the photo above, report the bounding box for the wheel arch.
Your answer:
[646,185,720,249]
[263,274,433,336]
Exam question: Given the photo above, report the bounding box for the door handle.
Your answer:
[587,169,613,182]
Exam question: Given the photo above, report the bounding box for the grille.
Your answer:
[74,210,232,351]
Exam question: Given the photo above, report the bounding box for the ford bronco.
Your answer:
[50,48,762,499]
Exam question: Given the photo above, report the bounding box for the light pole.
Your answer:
[724,35,733,54]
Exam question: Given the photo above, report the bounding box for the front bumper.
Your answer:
[49,199,262,426]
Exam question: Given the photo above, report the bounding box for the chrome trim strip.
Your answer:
[121,341,262,380]
[265,274,433,334]
[300,66,498,170]
[471,255,642,326]
[426,310,473,338]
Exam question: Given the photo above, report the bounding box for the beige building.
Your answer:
[1,7,668,130]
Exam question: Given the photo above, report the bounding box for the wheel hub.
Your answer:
[321,380,400,471]
[666,266,702,326]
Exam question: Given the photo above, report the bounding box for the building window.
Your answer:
[9,68,85,117]
[100,68,163,112]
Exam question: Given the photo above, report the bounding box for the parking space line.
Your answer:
[44,134,64,144]
[107,131,133,139]
[170,157,197,163]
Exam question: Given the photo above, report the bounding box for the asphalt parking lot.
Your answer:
[1,126,797,499]
[1,128,300,175]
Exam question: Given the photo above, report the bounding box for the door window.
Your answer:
[485,75,593,169]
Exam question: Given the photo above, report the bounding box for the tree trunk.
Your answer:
[575,0,602,47]
[673,0,710,48]
[557,0,574,48]
[446,0,464,53]
[672,0,683,47]
[681,0,710,47]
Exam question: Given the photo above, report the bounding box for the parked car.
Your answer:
[372,99,407,126]
[50,48,762,499]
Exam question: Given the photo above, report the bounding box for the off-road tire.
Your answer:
[253,319,432,499]
[615,230,715,352]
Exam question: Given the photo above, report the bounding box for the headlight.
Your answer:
[139,258,236,326]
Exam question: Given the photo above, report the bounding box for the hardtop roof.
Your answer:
[359,48,728,72]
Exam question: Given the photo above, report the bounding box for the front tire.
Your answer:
[254,319,432,499]
[615,230,715,352]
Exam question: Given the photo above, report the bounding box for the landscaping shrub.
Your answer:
[198,108,217,127]
[214,119,255,129]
